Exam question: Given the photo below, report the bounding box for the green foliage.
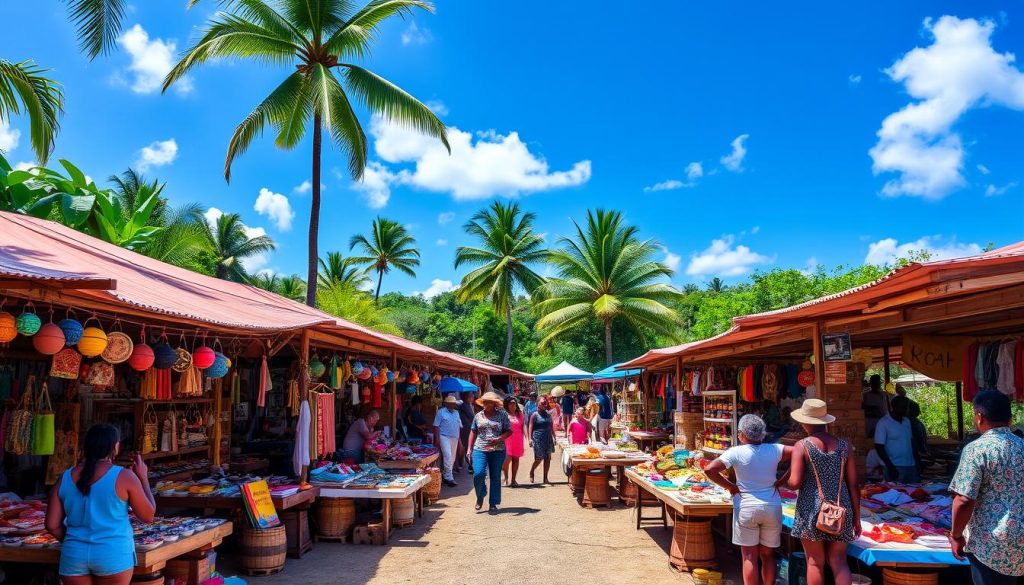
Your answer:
[0,59,64,164]
[204,212,277,282]
[318,251,370,289]
[317,281,401,335]
[349,217,420,300]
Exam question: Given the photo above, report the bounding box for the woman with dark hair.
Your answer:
[528,397,557,484]
[502,397,526,487]
[45,424,156,585]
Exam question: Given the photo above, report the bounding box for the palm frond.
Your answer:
[341,64,448,153]
[65,0,126,60]
[223,71,307,181]
[325,0,433,58]
[0,60,64,164]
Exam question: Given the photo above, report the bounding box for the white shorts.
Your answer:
[732,499,782,548]
[597,419,612,434]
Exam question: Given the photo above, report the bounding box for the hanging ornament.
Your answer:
[193,345,216,369]
[102,331,134,364]
[77,317,108,357]
[309,355,326,379]
[129,343,155,371]
[352,361,364,376]
[206,352,229,379]
[153,336,177,369]
[32,322,65,355]
[0,311,17,343]
[58,317,84,345]
[16,309,41,336]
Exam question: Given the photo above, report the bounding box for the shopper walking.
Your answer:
[46,424,157,585]
[595,387,614,443]
[502,397,527,487]
[528,397,557,484]
[433,395,463,487]
[455,390,476,474]
[948,390,1024,585]
[466,391,512,512]
[557,387,575,436]
[524,391,539,421]
[874,395,918,482]
[706,415,791,585]
[788,399,860,585]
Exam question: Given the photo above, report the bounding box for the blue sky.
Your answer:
[1,1,1022,297]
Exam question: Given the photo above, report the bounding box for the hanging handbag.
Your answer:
[84,361,115,388]
[142,404,158,454]
[31,382,55,455]
[6,379,34,455]
[46,401,80,485]
[805,439,848,536]
[50,349,83,380]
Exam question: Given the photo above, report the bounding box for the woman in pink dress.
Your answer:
[503,397,527,487]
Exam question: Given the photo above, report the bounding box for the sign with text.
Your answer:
[824,361,848,385]
[901,335,970,382]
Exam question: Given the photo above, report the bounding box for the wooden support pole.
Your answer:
[299,329,310,483]
[811,322,825,399]
[955,381,965,441]
[883,346,891,386]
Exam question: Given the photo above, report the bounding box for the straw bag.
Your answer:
[31,382,54,455]
[805,439,847,536]
[6,382,34,455]
[46,401,81,485]
[141,404,158,454]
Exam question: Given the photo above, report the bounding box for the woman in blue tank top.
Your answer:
[45,424,156,584]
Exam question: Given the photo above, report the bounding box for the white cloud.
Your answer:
[135,138,178,171]
[437,211,455,225]
[0,118,20,152]
[720,134,749,172]
[643,161,703,192]
[253,188,295,231]
[414,278,455,299]
[800,257,819,276]
[864,236,982,265]
[659,246,681,272]
[977,164,991,175]
[849,74,863,86]
[116,24,192,95]
[292,180,324,194]
[351,161,399,208]
[203,207,272,272]
[870,16,1024,200]
[751,225,761,234]
[985,181,1018,196]
[13,161,36,172]
[401,21,432,46]
[363,116,591,202]
[425,100,448,116]
[685,235,772,277]
[436,239,448,246]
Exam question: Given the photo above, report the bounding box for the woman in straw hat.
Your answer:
[466,391,512,512]
[787,399,861,585]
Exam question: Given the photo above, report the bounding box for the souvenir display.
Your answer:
[31,323,65,355]
[102,331,134,364]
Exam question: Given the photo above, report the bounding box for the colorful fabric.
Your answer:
[996,341,1016,397]
[949,427,1024,576]
[762,365,779,401]
[471,410,511,452]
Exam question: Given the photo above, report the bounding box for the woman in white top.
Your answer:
[706,415,793,585]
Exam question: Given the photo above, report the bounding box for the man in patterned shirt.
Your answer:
[948,390,1024,585]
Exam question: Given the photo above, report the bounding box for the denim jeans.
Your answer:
[472,449,506,506]
[968,554,1018,585]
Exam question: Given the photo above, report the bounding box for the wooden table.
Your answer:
[376,452,439,470]
[155,486,318,558]
[0,522,232,577]
[317,474,431,544]
[571,455,652,502]
[625,431,672,452]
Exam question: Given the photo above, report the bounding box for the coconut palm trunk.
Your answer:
[604,320,613,366]
[374,268,385,301]
[504,304,514,366]
[306,117,322,306]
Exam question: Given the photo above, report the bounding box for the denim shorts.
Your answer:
[59,538,136,577]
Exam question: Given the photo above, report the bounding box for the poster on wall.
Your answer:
[821,332,852,361]
[824,362,848,385]
[901,334,971,382]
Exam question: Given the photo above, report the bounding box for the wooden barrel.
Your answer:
[669,516,716,571]
[239,524,287,576]
[569,466,587,494]
[424,467,442,501]
[316,498,356,539]
[131,573,165,585]
[582,469,611,507]
[882,569,937,585]
[393,495,415,525]
[621,476,638,505]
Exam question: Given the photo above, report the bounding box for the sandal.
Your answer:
[475,498,483,511]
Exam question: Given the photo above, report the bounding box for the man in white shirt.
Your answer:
[706,415,792,585]
[874,396,918,483]
[433,395,463,487]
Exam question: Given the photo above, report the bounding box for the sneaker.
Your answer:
[443,480,457,487]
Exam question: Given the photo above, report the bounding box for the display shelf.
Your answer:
[703,417,733,424]
[702,390,737,454]
[701,446,726,454]
[141,445,210,461]
[702,390,737,396]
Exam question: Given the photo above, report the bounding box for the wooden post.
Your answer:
[299,329,310,483]
[955,381,964,441]
[811,322,825,399]
[389,352,398,434]
[212,378,222,468]
[883,345,891,386]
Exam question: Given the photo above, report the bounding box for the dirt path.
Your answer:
[226,448,740,585]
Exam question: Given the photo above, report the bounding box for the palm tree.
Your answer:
[108,169,210,270]
[534,209,683,366]
[349,217,419,301]
[318,251,370,290]
[454,202,546,365]
[250,272,282,292]
[63,0,127,59]
[276,275,307,302]
[163,0,449,307]
[317,281,400,334]
[0,59,64,163]
[706,277,725,293]
[204,212,276,282]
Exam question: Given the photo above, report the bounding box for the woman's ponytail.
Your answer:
[76,424,120,495]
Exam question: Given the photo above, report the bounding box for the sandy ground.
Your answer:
[222,448,743,585]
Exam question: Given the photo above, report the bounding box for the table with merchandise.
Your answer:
[567,442,652,500]
[368,442,440,471]
[310,461,432,544]
[152,473,318,558]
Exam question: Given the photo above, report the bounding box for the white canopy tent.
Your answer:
[534,361,594,383]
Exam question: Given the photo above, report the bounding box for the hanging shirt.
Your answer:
[293,400,311,476]
[996,341,1017,396]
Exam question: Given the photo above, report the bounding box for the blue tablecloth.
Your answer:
[782,513,966,567]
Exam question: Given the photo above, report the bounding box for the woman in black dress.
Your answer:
[528,397,556,484]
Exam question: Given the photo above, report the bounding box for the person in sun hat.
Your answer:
[466,391,512,513]
[433,395,463,487]
[787,399,860,585]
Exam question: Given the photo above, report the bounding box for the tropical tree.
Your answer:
[317,281,400,334]
[318,251,370,290]
[163,0,449,307]
[276,274,307,302]
[0,59,64,163]
[534,209,683,366]
[707,277,725,293]
[203,212,276,282]
[454,201,546,365]
[349,217,419,301]
[250,271,282,293]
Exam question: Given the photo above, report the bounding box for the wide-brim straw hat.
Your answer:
[475,391,504,407]
[550,385,566,397]
[790,398,836,425]
[443,395,462,406]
